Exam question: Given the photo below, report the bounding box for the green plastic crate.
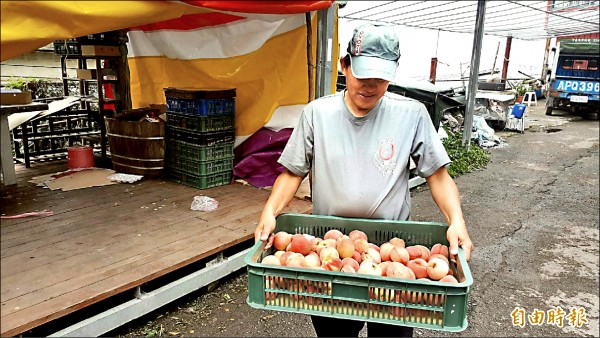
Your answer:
[245,213,473,332]
[167,111,234,132]
[166,155,234,176]
[167,139,234,162]
[167,167,232,190]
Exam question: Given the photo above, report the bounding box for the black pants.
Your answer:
[311,315,413,337]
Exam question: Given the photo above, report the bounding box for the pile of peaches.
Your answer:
[261,229,458,283]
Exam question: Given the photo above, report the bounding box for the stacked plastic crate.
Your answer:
[164,88,236,189]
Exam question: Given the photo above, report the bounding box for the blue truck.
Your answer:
[546,38,599,117]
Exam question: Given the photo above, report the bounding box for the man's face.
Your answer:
[341,57,390,116]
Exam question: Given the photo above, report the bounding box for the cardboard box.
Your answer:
[0,91,32,105]
[76,69,97,80]
[80,45,120,57]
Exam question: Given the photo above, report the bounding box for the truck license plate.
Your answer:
[570,96,588,103]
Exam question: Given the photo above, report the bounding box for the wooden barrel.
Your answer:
[105,117,165,177]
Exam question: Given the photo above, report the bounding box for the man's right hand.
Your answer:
[254,213,277,250]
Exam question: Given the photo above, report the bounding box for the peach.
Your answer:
[429,253,449,265]
[322,257,343,271]
[261,255,281,265]
[352,251,362,263]
[274,250,286,260]
[407,258,429,279]
[265,276,278,301]
[362,247,382,264]
[414,245,431,261]
[353,239,370,254]
[336,238,355,259]
[340,234,350,241]
[427,257,449,280]
[406,267,416,279]
[389,246,409,265]
[303,234,316,242]
[378,261,391,276]
[310,237,323,252]
[379,242,395,262]
[439,275,458,283]
[290,235,311,256]
[368,243,380,252]
[305,252,321,268]
[273,231,292,251]
[357,260,383,276]
[291,233,304,241]
[279,251,294,266]
[316,239,333,254]
[305,285,322,305]
[319,246,340,262]
[389,237,405,248]
[386,262,413,279]
[406,246,423,260]
[341,257,360,271]
[324,238,337,247]
[349,229,368,242]
[285,242,292,252]
[341,264,357,273]
[404,291,444,306]
[370,288,398,302]
[287,280,303,300]
[286,253,306,268]
[431,243,449,258]
[324,229,344,241]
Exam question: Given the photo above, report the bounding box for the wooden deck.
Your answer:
[0,160,313,337]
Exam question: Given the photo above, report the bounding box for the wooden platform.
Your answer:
[0,160,313,336]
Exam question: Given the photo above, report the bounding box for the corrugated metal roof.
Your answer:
[339,1,599,41]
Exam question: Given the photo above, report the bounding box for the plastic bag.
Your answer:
[108,173,143,183]
[191,195,219,212]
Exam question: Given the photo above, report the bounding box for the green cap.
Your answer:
[347,24,400,82]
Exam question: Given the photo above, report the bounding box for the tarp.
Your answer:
[1,1,338,147]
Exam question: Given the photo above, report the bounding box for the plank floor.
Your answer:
[0,160,313,336]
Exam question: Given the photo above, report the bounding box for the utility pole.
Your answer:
[462,0,487,149]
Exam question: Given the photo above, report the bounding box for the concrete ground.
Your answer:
[111,98,599,337]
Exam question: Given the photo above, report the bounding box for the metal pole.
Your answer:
[462,0,487,149]
[541,37,551,83]
[306,12,314,102]
[315,9,326,98]
[429,57,438,84]
[315,6,335,98]
[501,36,512,84]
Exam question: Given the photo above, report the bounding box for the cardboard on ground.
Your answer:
[31,168,119,191]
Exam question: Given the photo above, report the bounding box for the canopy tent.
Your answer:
[1,1,338,148]
[1,1,334,61]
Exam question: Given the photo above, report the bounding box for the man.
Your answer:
[254,23,474,337]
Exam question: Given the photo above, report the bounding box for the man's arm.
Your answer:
[425,166,474,261]
[254,169,305,249]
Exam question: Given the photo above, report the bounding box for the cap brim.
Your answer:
[350,56,397,82]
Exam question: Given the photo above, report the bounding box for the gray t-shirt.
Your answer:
[278,90,450,221]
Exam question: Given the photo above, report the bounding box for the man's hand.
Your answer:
[446,221,474,261]
[254,213,277,250]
